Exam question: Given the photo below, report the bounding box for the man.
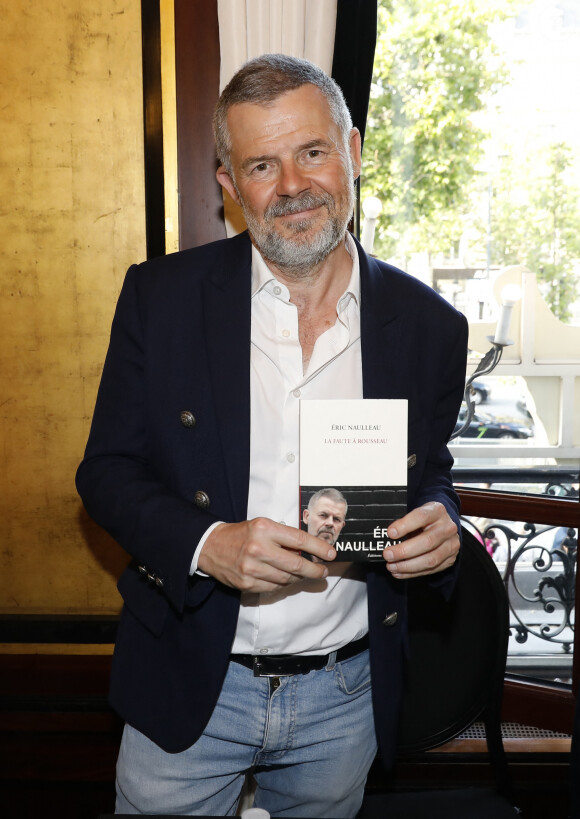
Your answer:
[303,488,348,547]
[76,54,467,816]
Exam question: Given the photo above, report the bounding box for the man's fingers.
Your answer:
[199,518,335,591]
[385,536,459,578]
[386,501,445,541]
[234,551,331,590]
[274,522,337,563]
[382,502,460,579]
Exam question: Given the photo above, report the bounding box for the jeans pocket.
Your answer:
[335,651,372,696]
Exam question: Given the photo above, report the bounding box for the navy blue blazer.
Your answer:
[76,231,468,763]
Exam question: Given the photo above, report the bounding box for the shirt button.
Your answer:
[281,329,290,338]
[286,453,295,463]
[273,286,282,295]
[293,389,301,398]
[260,648,269,654]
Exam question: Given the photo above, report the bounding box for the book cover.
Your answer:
[299,399,408,562]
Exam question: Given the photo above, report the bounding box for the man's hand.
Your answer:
[198,518,337,592]
[383,502,459,579]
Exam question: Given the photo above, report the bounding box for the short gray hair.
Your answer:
[307,488,348,515]
[213,53,353,173]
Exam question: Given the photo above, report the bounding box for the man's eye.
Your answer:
[308,150,322,159]
[252,162,269,173]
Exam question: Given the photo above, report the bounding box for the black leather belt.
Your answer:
[231,634,369,677]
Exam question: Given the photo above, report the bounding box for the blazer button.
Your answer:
[383,612,398,627]
[194,490,210,510]
[407,454,417,469]
[180,410,196,428]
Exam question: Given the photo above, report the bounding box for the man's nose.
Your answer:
[276,160,310,197]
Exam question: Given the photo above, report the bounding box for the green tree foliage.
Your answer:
[528,144,580,322]
[522,145,578,321]
[361,0,518,263]
[479,143,580,322]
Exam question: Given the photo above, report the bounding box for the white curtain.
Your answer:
[216,0,338,235]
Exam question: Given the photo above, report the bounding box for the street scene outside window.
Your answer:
[361,0,580,687]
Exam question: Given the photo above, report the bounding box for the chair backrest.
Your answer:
[397,526,509,754]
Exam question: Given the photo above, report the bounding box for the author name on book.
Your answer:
[330,424,382,430]
[334,528,402,562]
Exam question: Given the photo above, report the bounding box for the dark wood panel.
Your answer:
[0,731,118,781]
[174,0,226,249]
[0,654,112,696]
[141,0,166,259]
[0,614,118,645]
[0,654,120,783]
[0,710,120,733]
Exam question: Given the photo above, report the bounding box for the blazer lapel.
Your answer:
[202,233,252,521]
[358,241,406,400]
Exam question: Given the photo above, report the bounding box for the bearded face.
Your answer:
[217,84,361,278]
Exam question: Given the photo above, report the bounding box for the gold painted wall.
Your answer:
[0,1,146,616]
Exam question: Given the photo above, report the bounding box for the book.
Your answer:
[299,398,408,562]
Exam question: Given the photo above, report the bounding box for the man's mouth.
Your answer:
[278,206,320,221]
[266,193,330,221]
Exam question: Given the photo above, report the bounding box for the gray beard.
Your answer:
[241,189,354,277]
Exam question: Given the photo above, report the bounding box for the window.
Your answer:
[362,0,580,720]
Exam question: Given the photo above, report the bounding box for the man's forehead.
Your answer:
[312,497,346,514]
[225,85,336,142]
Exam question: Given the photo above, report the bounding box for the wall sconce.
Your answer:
[451,283,522,440]
[494,283,522,345]
[360,196,382,254]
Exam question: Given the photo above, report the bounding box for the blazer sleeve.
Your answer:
[412,308,468,595]
[413,309,468,528]
[76,264,221,615]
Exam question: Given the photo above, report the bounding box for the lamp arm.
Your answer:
[450,342,505,440]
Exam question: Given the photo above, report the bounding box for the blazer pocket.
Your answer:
[117,566,169,637]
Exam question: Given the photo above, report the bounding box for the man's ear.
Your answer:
[216,165,240,205]
[303,509,310,527]
[349,127,362,181]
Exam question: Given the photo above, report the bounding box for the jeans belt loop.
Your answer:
[325,650,338,672]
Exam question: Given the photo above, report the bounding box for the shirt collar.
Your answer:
[250,233,360,308]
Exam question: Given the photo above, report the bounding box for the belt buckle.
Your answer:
[252,657,292,678]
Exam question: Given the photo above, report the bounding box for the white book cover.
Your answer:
[299,399,408,562]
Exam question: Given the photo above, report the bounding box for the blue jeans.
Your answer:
[115,648,377,816]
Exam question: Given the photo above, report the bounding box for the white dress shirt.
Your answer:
[195,234,369,656]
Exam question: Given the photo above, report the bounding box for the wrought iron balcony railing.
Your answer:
[455,466,579,684]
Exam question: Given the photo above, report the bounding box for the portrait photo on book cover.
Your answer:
[300,485,406,562]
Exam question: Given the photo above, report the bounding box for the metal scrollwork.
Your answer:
[466,520,577,656]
